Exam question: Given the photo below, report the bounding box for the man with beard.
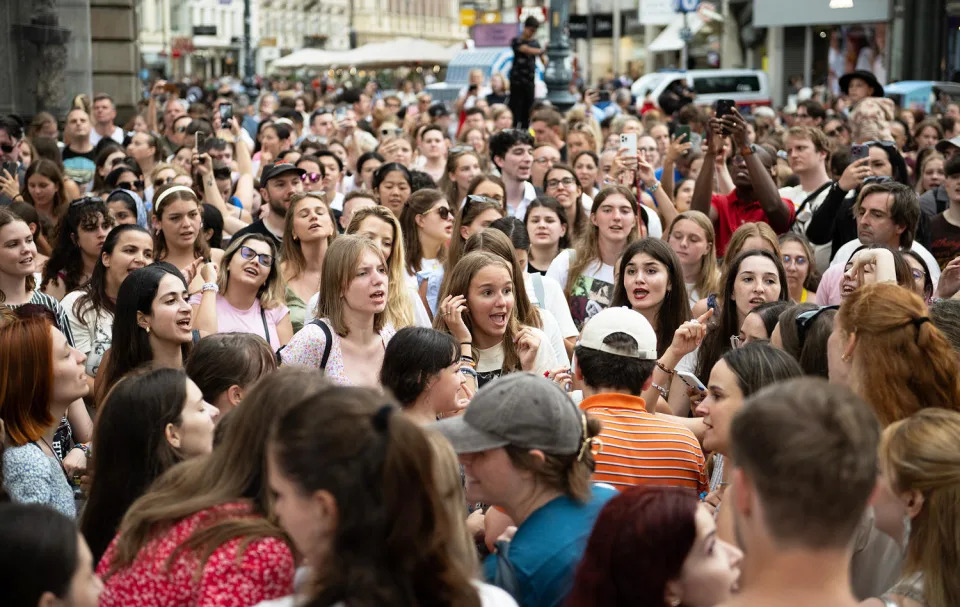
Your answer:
[691,110,794,256]
[231,162,304,246]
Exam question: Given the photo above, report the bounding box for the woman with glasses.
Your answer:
[399,189,454,289]
[148,162,187,193]
[282,236,396,386]
[105,163,144,202]
[190,233,291,350]
[438,147,482,208]
[372,162,412,218]
[41,196,115,301]
[280,192,336,333]
[903,250,934,303]
[779,233,819,303]
[547,185,639,331]
[543,163,589,243]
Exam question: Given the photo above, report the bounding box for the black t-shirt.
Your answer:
[930,212,960,270]
[230,219,281,248]
[511,36,540,84]
[61,147,97,187]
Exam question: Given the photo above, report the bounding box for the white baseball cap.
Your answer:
[577,307,658,360]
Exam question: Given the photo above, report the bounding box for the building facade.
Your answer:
[351,0,464,46]
[258,0,350,72]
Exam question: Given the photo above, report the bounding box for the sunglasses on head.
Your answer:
[796,305,839,348]
[238,245,274,267]
[117,180,144,190]
[301,172,323,184]
[466,194,500,207]
[423,206,453,220]
[862,175,893,185]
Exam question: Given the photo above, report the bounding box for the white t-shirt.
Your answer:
[328,191,345,213]
[61,290,113,377]
[524,272,577,339]
[546,249,615,331]
[89,125,124,147]
[830,238,941,288]
[476,326,557,388]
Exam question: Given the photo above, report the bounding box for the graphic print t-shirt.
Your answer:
[545,249,615,331]
[930,212,960,270]
[61,147,97,188]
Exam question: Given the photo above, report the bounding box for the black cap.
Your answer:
[838,70,884,98]
[260,162,305,185]
[428,103,451,118]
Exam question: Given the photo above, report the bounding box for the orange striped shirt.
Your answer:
[580,393,708,494]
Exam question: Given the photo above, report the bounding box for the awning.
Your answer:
[344,38,459,68]
[647,12,707,53]
[271,48,349,69]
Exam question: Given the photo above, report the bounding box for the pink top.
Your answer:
[816,263,843,306]
[280,318,396,385]
[189,293,289,349]
[97,502,294,607]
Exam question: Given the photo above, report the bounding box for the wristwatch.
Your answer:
[741,144,758,157]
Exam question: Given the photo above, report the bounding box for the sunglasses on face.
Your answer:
[301,172,323,184]
[0,142,16,154]
[238,245,274,267]
[154,177,175,187]
[795,305,839,347]
[423,206,452,220]
[118,180,144,190]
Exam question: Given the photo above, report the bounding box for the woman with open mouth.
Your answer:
[547,184,640,332]
[436,251,557,388]
[670,249,789,417]
[280,192,336,333]
[95,261,217,406]
[189,233,292,351]
[281,235,396,387]
[152,184,224,294]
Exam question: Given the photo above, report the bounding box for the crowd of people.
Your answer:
[2,50,960,607]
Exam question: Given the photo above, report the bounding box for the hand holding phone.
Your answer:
[619,133,638,153]
[677,371,707,393]
[195,131,206,152]
[850,143,869,161]
[715,99,735,135]
[218,103,233,125]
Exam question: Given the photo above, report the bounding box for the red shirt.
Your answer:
[97,502,294,607]
[711,190,795,257]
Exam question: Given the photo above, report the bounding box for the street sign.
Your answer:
[589,13,627,38]
[673,0,700,12]
[460,8,477,27]
[567,15,589,39]
[192,25,217,36]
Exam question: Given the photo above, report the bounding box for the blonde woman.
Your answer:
[281,235,396,386]
[190,233,292,350]
[665,211,720,308]
[546,185,639,330]
[865,408,960,607]
[280,192,336,333]
[436,251,556,387]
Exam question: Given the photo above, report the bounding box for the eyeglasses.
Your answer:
[0,143,14,153]
[730,334,743,349]
[911,267,927,281]
[795,305,839,347]
[423,206,453,220]
[301,172,323,184]
[117,180,144,190]
[533,156,555,166]
[238,245,274,267]
[546,177,576,189]
[154,177,175,187]
[782,254,808,267]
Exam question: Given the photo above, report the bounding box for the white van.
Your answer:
[650,69,772,111]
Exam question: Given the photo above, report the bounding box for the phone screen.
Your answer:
[195,131,205,151]
[219,103,233,124]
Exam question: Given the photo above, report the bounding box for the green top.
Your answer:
[285,285,307,334]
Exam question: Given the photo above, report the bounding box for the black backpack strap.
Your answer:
[789,180,834,228]
[314,318,333,370]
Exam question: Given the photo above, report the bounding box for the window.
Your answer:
[692,75,762,95]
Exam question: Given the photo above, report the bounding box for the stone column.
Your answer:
[90,0,140,122]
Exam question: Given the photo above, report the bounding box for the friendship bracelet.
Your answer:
[656,361,675,375]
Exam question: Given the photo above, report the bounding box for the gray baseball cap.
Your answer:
[936,136,960,154]
[432,373,585,455]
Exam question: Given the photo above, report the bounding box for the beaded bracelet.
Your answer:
[656,361,675,375]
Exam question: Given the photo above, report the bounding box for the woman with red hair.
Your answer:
[0,305,89,518]
[568,486,742,607]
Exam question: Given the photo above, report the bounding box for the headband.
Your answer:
[153,185,196,210]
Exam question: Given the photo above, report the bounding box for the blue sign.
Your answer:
[673,0,700,12]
